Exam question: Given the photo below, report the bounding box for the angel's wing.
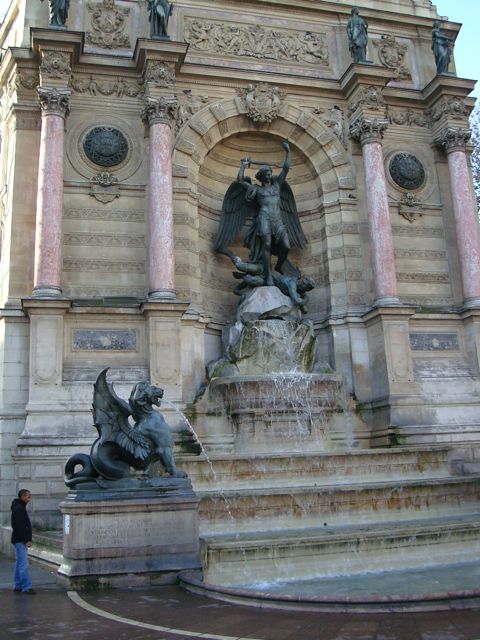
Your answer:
[280,181,307,249]
[92,368,151,460]
[214,180,257,253]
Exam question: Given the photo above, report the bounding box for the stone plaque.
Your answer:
[83,126,129,167]
[73,329,137,351]
[389,153,425,190]
[409,333,459,351]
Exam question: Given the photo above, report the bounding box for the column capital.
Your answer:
[434,127,471,154]
[37,87,71,118]
[349,117,389,145]
[142,95,178,127]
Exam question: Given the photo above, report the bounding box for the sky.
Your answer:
[0,0,477,96]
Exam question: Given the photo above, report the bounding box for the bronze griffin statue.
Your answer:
[65,369,186,488]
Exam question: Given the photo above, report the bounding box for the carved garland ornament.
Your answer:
[144,62,176,87]
[184,17,329,65]
[86,0,131,49]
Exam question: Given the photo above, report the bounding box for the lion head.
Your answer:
[129,382,164,412]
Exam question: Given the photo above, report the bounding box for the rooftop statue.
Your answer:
[215,141,309,303]
[347,7,368,63]
[40,0,70,28]
[148,0,173,39]
[64,369,186,488]
[432,20,453,75]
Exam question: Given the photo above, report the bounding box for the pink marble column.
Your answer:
[436,128,480,308]
[33,87,70,297]
[143,96,178,300]
[351,118,399,306]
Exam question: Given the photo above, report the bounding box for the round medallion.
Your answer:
[389,153,425,190]
[83,126,129,168]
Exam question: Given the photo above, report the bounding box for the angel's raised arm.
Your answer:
[277,141,291,185]
[237,157,251,189]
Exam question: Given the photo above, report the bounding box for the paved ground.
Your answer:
[1,554,480,640]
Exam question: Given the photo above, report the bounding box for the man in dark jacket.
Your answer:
[11,489,35,594]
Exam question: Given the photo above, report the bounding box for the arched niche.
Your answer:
[172,99,355,324]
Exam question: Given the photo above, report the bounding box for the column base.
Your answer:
[32,286,63,299]
[462,297,480,310]
[372,296,402,308]
[148,289,176,301]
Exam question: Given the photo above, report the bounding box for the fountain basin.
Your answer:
[179,564,480,613]
[209,373,346,453]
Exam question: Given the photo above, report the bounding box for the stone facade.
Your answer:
[0,0,479,534]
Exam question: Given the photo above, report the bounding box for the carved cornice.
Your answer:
[37,87,71,117]
[142,96,178,127]
[349,117,388,145]
[434,127,471,153]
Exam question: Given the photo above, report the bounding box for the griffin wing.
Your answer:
[280,181,307,249]
[92,368,151,461]
[214,180,257,254]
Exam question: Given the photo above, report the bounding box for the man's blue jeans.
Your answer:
[13,543,32,592]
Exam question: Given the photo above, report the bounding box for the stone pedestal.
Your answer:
[58,479,201,588]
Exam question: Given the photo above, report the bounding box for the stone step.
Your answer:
[196,475,480,534]
[200,513,480,586]
[384,424,480,446]
[179,445,454,491]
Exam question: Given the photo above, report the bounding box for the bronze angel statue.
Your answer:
[215,140,311,302]
[64,369,187,488]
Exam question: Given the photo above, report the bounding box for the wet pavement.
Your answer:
[1,554,480,640]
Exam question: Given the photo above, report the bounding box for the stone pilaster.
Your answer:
[142,96,178,300]
[33,87,71,298]
[435,127,480,309]
[350,117,399,306]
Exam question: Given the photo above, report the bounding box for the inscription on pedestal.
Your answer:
[73,329,137,351]
[409,333,459,351]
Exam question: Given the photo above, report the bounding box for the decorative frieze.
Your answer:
[349,117,388,144]
[86,0,131,49]
[142,96,178,127]
[63,258,145,273]
[64,231,144,248]
[434,127,471,153]
[395,248,446,260]
[40,51,71,79]
[71,75,142,97]
[37,87,71,117]
[64,208,144,223]
[397,272,449,283]
[391,225,444,238]
[373,35,410,80]
[184,17,329,66]
[237,83,285,123]
[63,285,146,298]
[387,107,428,128]
[7,71,39,96]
